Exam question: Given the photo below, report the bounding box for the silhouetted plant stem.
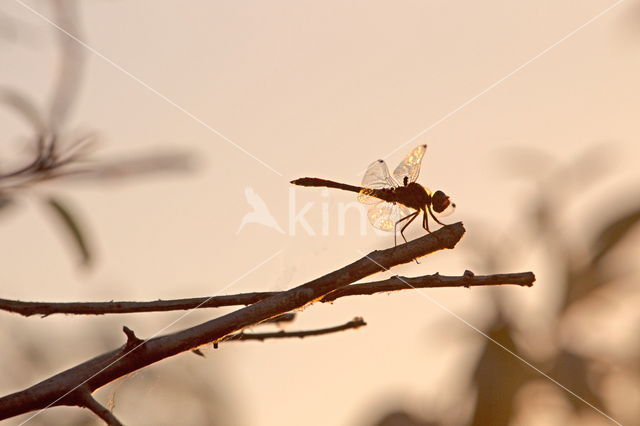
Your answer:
[0,270,534,317]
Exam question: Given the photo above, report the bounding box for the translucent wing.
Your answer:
[357,159,398,204]
[362,159,397,188]
[367,201,414,232]
[358,188,383,205]
[393,144,427,185]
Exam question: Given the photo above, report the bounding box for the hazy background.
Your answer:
[1,1,639,425]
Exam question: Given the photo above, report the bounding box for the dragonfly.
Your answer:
[290,144,455,244]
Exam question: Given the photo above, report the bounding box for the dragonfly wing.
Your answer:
[367,201,415,232]
[358,159,398,204]
[362,159,397,188]
[357,189,382,205]
[393,144,427,184]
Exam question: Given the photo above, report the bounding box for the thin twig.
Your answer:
[0,223,465,420]
[321,270,535,302]
[0,270,534,317]
[73,386,123,426]
[224,317,366,343]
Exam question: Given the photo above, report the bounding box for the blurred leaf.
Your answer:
[549,350,605,415]
[44,196,92,267]
[60,151,194,182]
[0,87,46,133]
[49,0,85,131]
[372,410,438,426]
[0,196,13,211]
[561,263,597,311]
[0,196,16,220]
[591,206,640,265]
[469,318,536,426]
[560,143,615,195]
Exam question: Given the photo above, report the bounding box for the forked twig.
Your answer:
[74,386,123,426]
[224,317,367,343]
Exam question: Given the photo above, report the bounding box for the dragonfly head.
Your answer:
[431,190,456,215]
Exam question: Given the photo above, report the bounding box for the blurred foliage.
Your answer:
[44,196,92,266]
[1,2,219,422]
[369,146,640,426]
[591,208,640,266]
[468,318,537,426]
[373,411,438,426]
[0,0,191,269]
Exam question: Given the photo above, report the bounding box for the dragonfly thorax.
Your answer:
[392,182,431,211]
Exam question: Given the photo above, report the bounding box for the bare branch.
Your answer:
[0,270,534,317]
[0,292,277,317]
[224,317,366,343]
[0,222,464,420]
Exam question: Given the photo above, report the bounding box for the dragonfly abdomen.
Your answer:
[290,177,363,194]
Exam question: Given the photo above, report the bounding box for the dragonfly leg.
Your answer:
[422,210,431,233]
[393,213,413,247]
[394,212,415,246]
[427,205,445,226]
[396,211,419,246]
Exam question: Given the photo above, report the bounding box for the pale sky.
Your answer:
[1,1,639,425]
